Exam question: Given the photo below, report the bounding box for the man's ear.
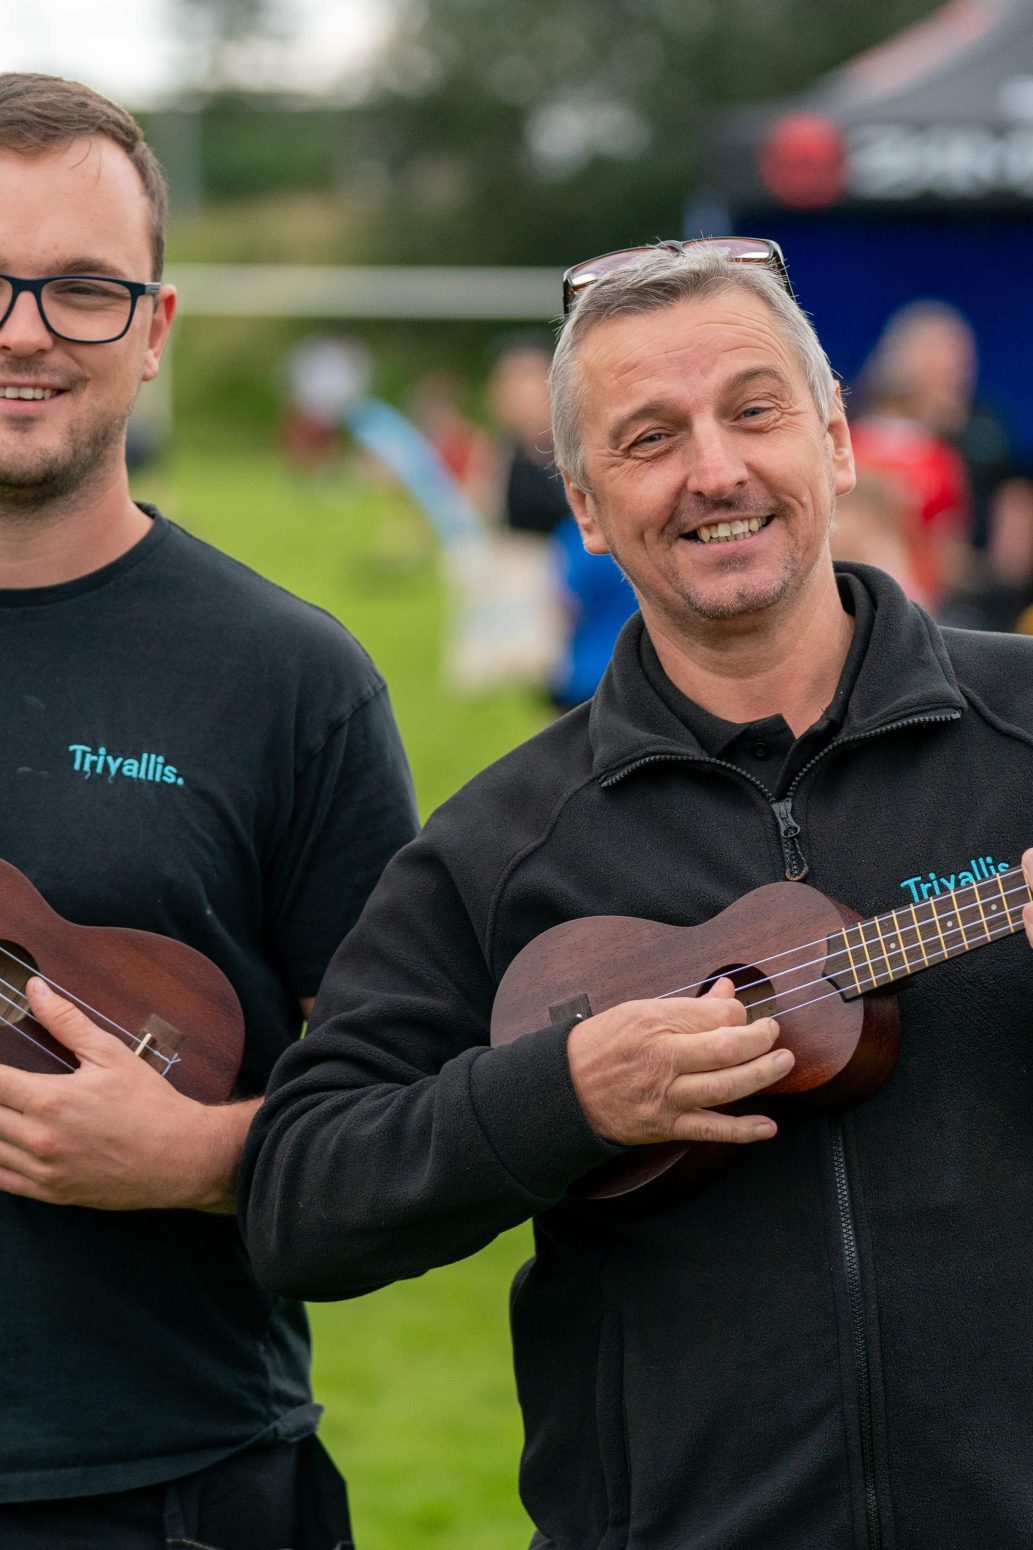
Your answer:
[142,285,177,383]
[828,383,856,498]
[563,472,611,556]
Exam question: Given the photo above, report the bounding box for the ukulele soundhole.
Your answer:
[0,939,40,1025]
[698,963,774,1022]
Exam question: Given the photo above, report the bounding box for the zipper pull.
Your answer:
[772,797,808,881]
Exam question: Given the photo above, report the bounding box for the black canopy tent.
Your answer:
[707,0,1033,449]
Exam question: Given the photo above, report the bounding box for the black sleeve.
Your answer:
[238,834,620,1301]
[263,683,419,999]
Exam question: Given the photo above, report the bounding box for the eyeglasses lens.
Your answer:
[0,277,135,342]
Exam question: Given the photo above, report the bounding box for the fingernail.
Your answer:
[752,1120,776,1138]
[31,978,48,999]
[772,1049,793,1072]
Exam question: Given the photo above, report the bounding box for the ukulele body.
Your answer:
[491,881,901,1198]
[0,859,244,1104]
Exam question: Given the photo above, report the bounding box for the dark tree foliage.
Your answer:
[349,0,947,264]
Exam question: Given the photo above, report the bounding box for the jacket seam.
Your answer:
[953,684,1033,753]
[484,770,607,972]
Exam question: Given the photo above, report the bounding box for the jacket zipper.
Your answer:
[602,710,961,884]
[605,707,963,1544]
[766,711,961,883]
[831,1117,882,1549]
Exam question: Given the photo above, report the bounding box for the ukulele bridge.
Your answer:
[132,1014,185,1077]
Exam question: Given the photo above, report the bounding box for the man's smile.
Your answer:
[0,385,64,400]
[687,514,774,544]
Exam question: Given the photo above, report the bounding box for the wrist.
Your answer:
[182,1098,260,1212]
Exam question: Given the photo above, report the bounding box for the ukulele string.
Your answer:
[0,950,147,1053]
[653,874,1033,1007]
[721,902,1030,1025]
[694,892,1023,1022]
[0,968,179,1077]
[0,997,77,1072]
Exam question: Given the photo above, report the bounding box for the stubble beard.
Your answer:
[0,405,131,520]
[653,489,838,625]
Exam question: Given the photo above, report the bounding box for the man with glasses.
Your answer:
[243,240,1033,1548]
[0,73,417,1549]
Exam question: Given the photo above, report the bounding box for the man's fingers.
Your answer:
[1022,849,1033,948]
[666,1016,782,1075]
[659,992,749,1030]
[669,1108,780,1145]
[25,979,123,1063]
[702,975,737,1000]
[668,1042,793,1111]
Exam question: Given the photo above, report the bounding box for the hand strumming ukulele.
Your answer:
[0,859,243,1102]
[492,867,1032,1199]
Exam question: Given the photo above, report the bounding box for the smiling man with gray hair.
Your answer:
[242,238,1033,1549]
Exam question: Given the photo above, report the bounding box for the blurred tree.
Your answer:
[349,0,947,264]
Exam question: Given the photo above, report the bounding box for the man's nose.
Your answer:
[0,290,54,354]
[684,423,748,501]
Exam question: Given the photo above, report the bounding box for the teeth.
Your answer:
[694,515,769,544]
[0,387,58,400]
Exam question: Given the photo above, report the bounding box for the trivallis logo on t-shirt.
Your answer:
[67,743,185,786]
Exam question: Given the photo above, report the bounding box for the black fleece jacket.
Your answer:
[240,564,1033,1550]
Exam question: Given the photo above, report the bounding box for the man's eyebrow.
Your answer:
[607,368,794,445]
[607,399,682,445]
[725,366,794,395]
[9,258,138,279]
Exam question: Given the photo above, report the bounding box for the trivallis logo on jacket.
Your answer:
[898,855,1010,905]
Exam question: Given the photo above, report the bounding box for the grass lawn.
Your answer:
[140,447,542,1548]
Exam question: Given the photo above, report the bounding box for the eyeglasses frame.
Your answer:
[0,273,162,344]
[561,238,795,316]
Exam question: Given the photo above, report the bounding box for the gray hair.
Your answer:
[549,247,837,491]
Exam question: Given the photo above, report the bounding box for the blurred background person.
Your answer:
[279,334,371,473]
[848,374,971,608]
[407,369,498,517]
[939,467,1033,633]
[487,334,569,539]
[548,512,638,714]
[861,301,1015,551]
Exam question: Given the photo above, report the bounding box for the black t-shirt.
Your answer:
[0,511,418,1502]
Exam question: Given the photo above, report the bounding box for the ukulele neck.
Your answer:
[826,866,1031,1000]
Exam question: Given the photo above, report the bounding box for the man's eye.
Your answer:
[740,403,775,420]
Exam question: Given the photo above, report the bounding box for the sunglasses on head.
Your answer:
[561,237,794,315]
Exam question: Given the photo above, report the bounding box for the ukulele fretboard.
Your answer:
[825,868,1032,1000]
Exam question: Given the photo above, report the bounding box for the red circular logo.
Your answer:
[758,114,848,209]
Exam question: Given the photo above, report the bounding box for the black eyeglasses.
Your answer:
[0,274,161,344]
[562,237,794,315]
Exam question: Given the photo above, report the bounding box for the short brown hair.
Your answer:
[0,73,168,278]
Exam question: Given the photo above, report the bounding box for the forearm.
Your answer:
[240,1024,619,1300]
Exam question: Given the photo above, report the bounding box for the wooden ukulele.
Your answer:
[492,864,1032,1199]
[0,859,244,1103]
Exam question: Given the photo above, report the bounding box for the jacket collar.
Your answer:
[589,562,967,785]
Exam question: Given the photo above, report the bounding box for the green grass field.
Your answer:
[140,448,541,1549]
